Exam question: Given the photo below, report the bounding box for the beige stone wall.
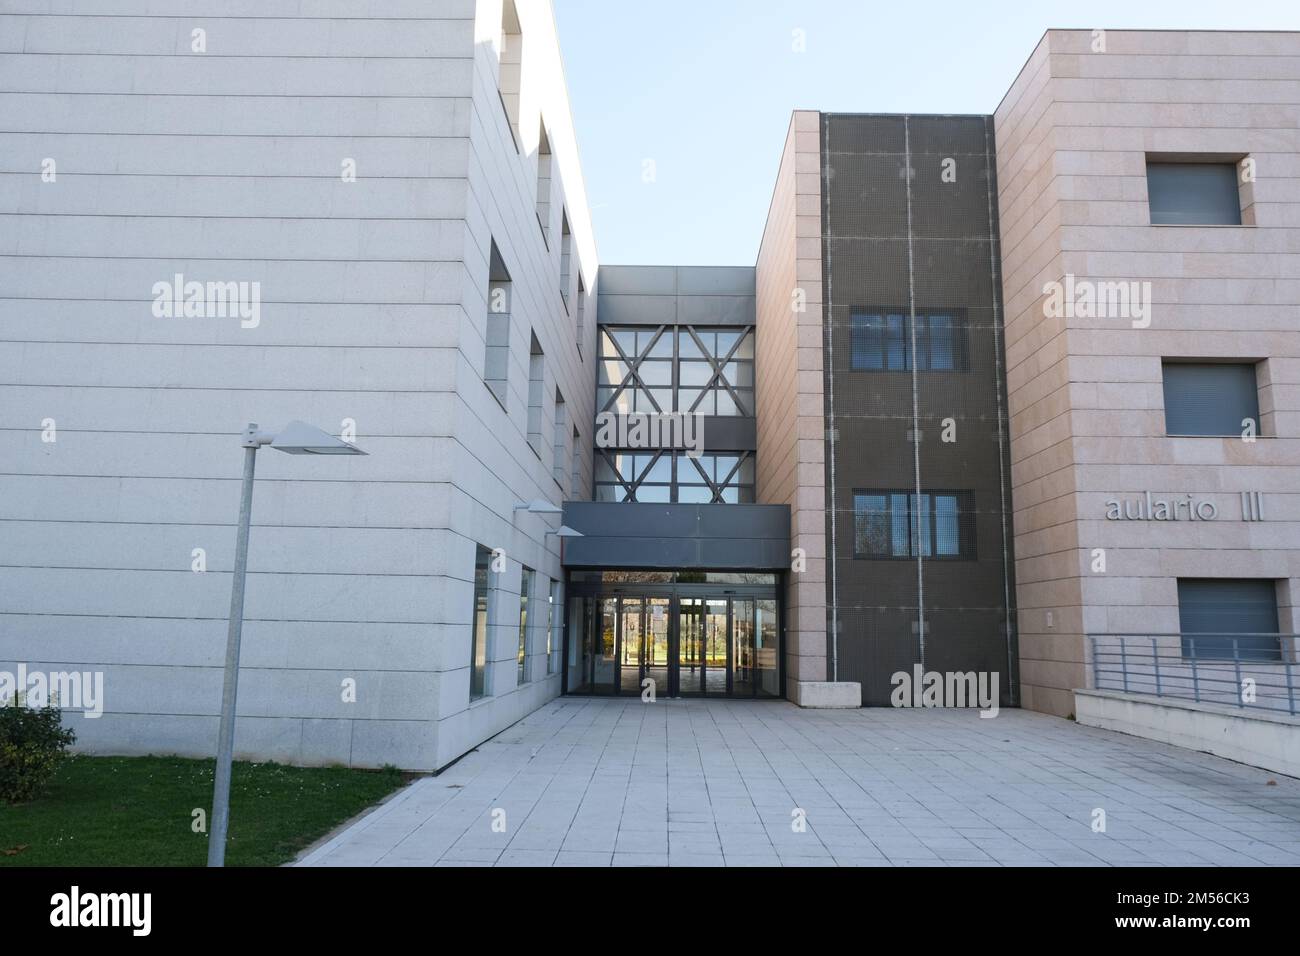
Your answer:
[996,30,1300,716]
[755,110,828,700]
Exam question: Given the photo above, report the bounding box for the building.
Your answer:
[753,111,1019,708]
[996,29,1300,716]
[1,10,1296,768]
[0,0,597,769]
[561,265,789,701]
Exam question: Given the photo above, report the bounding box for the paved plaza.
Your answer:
[297,698,1300,867]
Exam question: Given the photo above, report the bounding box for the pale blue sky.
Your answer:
[553,0,1300,267]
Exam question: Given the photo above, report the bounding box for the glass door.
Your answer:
[645,597,670,696]
[703,598,729,695]
[618,597,644,694]
[756,598,779,697]
[675,596,741,696]
[595,597,617,692]
[562,580,782,699]
[677,598,706,695]
[615,596,671,696]
[732,597,756,696]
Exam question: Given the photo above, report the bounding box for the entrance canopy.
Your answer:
[560,502,790,570]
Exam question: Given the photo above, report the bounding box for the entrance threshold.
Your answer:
[563,576,782,700]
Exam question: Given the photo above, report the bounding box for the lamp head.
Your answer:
[269,421,366,456]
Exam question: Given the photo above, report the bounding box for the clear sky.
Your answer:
[553,0,1300,267]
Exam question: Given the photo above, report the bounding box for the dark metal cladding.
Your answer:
[561,501,790,570]
[820,113,1019,706]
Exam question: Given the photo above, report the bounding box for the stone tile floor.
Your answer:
[296,698,1300,867]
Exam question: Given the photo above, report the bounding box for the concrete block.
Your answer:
[793,681,861,708]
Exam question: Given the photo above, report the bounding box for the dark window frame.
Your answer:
[1177,578,1282,661]
[518,565,533,685]
[1161,360,1262,437]
[1146,159,1244,226]
[597,324,755,417]
[849,308,969,372]
[594,449,756,504]
[470,545,493,700]
[852,488,977,561]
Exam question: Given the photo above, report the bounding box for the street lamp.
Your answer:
[207,422,365,867]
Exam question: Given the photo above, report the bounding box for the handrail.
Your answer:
[1087,633,1298,716]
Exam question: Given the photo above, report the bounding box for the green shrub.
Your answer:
[0,694,77,804]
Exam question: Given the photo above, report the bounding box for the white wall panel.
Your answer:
[1,0,597,770]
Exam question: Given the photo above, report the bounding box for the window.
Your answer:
[535,125,552,243]
[677,327,754,415]
[575,275,586,353]
[571,427,582,497]
[470,545,493,700]
[1162,362,1260,436]
[597,325,755,417]
[559,211,573,311]
[526,333,545,457]
[595,450,671,502]
[676,452,756,503]
[1178,579,1280,661]
[496,0,522,150]
[595,450,755,504]
[853,490,976,559]
[850,311,966,371]
[553,390,569,492]
[599,326,672,413]
[484,241,511,408]
[518,566,533,684]
[547,580,562,675]
[1146,161,1242,225]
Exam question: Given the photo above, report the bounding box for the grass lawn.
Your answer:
[0,755,404,866]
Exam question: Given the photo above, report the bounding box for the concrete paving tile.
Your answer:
[295,698,1300,870]
[555,851,614,867]
[612,852,668,867]
[497,849,559,866]
[668,852,726,867]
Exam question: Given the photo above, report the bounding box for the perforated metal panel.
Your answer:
[821,114,1018,706]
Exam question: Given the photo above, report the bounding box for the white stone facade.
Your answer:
[0,0,597,769]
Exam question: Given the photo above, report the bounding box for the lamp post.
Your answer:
[207,422,366,867]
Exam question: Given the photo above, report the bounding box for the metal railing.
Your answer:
[1089,633,1299,716]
